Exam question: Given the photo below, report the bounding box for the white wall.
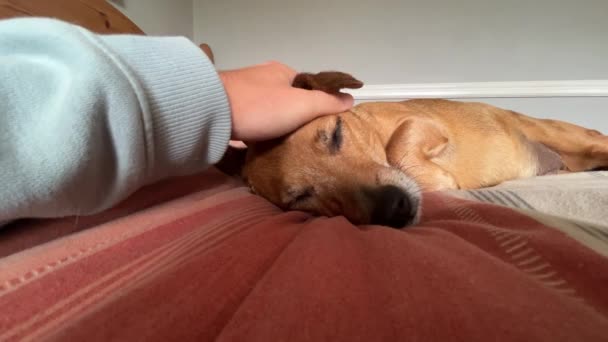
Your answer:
[193,0,608,84]
[193,0,608,131]
[110,0,194,39]
[466,97,608,133]
[107,1,608,130]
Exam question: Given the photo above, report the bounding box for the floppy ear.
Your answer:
[292,71,364,94]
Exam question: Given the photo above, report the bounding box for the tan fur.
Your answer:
[242,72,608,227]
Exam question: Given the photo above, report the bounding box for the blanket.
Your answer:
[0,169,606,341]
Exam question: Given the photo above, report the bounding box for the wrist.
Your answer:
[99,34,232,179]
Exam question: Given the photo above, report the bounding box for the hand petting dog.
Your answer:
[219,62,360,142]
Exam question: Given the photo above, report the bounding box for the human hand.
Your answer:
[218,61,355,142]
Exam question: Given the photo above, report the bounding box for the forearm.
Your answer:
[0,18,231,223]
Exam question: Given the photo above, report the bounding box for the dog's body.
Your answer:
[242,72,608,228]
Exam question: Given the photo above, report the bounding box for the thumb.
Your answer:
[303,90,355,119]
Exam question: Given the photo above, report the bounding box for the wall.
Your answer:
[107,1,608,130]
[193,0,608,84]
[193,0,608,131]
[110,0,193,39]
[467,97,608,133]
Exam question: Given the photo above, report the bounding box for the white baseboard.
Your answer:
[346,80,608,101]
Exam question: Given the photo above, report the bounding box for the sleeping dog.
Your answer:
[239,72,608,228]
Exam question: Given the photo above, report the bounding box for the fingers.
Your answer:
[198,43,214,63]
[229,140,248,149]
[260,60,298,83]
[300,89,355,118]
[266,89,354,136]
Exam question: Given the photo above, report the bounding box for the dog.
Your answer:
[239,72,608,228]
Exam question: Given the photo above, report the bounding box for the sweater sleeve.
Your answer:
[0,18,232,224]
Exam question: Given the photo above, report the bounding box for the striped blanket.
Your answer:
[0,168,607,341]
[444,171,608,258]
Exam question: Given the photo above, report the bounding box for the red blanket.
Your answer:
[1,168,606,341]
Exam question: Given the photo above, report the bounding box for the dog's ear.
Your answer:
[292,71,364,94]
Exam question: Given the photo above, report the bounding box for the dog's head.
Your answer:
[242,72,421,228]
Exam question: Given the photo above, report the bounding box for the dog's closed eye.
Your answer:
[314,116,343,154]
[330,116,343,154]
[286,187,314,208]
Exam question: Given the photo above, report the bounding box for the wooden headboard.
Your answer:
[0,0,215,62]
[0,0,143,34]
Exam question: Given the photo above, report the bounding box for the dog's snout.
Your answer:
[369,185,414,229]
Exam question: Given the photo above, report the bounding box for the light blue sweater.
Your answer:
[0,18,232,224]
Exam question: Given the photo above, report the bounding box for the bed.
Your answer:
[1,1,607,341]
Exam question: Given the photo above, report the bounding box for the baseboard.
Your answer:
[346,80,608,101]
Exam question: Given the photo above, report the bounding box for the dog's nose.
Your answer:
[369,185,415,229]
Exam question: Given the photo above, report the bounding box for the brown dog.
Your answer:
[241,72,608,228]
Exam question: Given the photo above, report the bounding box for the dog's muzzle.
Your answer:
[367,185,416,229]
